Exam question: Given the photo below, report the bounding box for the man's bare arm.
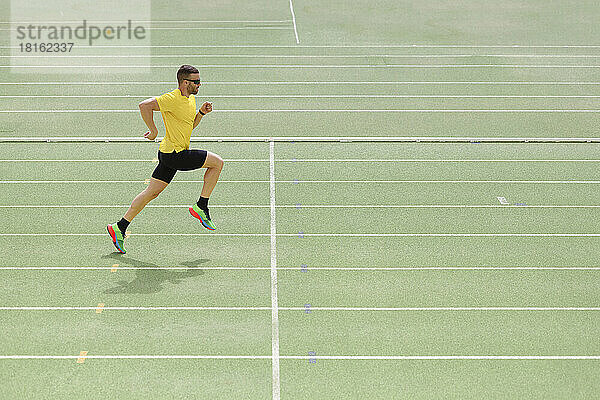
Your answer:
[139,97,160,140]
[193,101,213,129]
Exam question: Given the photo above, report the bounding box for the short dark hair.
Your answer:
[177,65,199,84]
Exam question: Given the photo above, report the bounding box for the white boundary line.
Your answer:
[269,141,280,400]
[4,95,600,98]
[2,266,600,270]
[0,355,598,360]
[1,307,598,311]
[289,0,299,45]
[4,233,600,237]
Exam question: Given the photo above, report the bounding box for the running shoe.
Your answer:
[189,204,216,230]
[107,223,126,254]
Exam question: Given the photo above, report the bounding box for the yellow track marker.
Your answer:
[77,351,88,364]
[125,231,131,239]
[152,157,159,162]
[111,264,119,272]
[144,179,150,185]
[96,303,105,313]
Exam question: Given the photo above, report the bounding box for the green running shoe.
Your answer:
[189,204,216,230]
[107,223,126,254]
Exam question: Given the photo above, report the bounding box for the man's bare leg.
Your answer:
[200,151,224,198]
[124,178,169,222]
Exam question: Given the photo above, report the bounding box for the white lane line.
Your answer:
[1,307,598,311]
[2,136,600,142]
[278,180,600,183]
[0,27,292,31]
[277,159,600,162]
[9,54,600,58]
[278,267,600,270]
[2,180,600,184]
[4,95,600,98]
[0,355,598,360]
[0,159,269,162]
[0,355,273,359]
[3,110,600,113]
[3,44,600,48]
[4,233,600,237]
[144,27,293,30]
[2,266,600,271]
[282,355,600,360]
[289,0,299,45]
[3,205,600,209]
[281,307,600,311]
[0,205,272,208]
[0,180,268,183]
[2,233,270,236]
[4,64,600,68]
[5,158,600,162]
[0,267,273,270]
[1,81,600,85]
[269,140,281,400]
[0,307,272,310]
[1,20,293,23]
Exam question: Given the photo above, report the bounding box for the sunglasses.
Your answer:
[184,78,201,84]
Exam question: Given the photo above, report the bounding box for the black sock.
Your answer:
[197,196,209,210]
[117,218,130,235]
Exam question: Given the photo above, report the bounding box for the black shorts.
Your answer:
[151,149,208,183]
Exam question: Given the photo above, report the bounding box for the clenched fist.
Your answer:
[200,102,213,115]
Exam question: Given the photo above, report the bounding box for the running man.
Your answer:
[107,65,224,254]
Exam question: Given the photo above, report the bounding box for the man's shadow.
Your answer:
[101,253,210,294]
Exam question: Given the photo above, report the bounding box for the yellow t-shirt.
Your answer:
[156,89,196,153]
